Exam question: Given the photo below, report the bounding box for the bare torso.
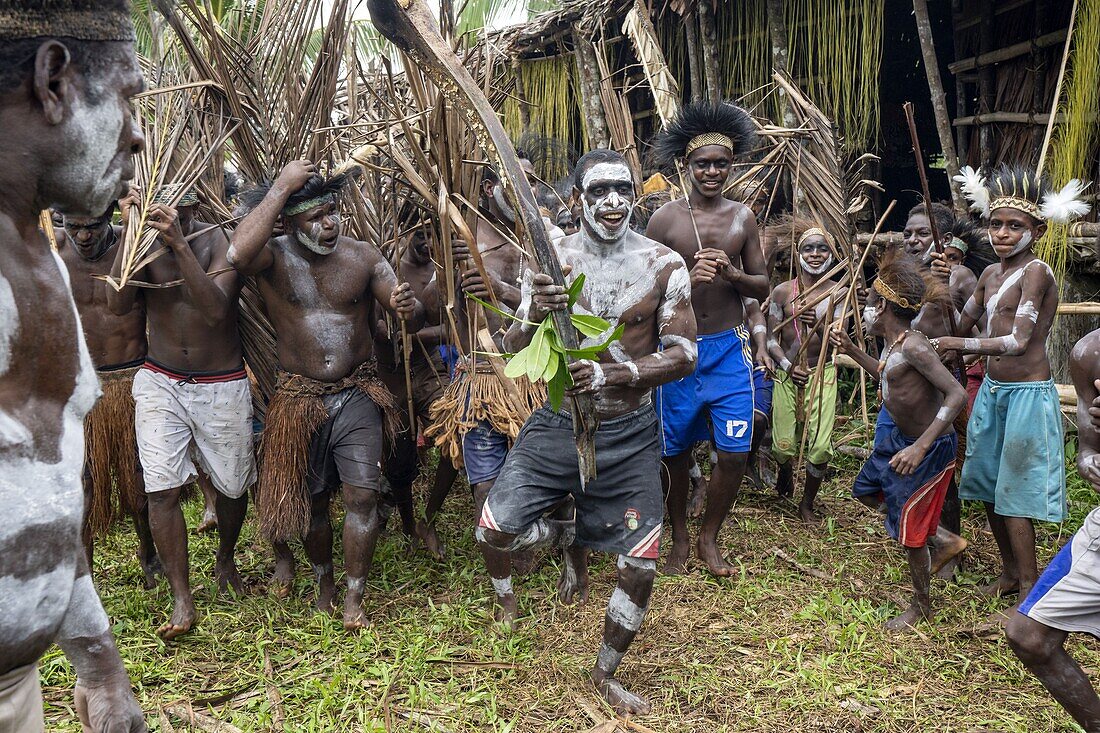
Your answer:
[555,229,690,417]
[881,332,954,439]
[0,221,99,672]
[57,227,147,367]
[141,221,243,371]
[771,276,837,368]
[977,258,1057,381]
[256,235,396,382]
[646,198,758,333]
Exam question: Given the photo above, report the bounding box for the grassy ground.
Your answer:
[41,419,1100,732]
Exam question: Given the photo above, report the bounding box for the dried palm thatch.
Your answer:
[104,75,239,291]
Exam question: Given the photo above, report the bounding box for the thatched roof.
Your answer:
[485,0,631,59]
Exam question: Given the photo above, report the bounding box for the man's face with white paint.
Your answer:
[901,213,935,261]
[576,161,634,244]
[287,201,340,256]
[988,208,1045,260]
[863,288,887,337]
[63,210,113,259]
[798,235,833,276]
[686,145,732,199]
[45,43,145,217]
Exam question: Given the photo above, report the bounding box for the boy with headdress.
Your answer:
[230,162,424,631]
[646,101,769,575]
[933,165,1089,607]
[0,0,146,728]
[765,217,842,523]
[831,253,969,629]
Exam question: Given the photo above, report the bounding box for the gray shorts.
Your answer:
[1020,506,1100,637]
[479,405,663,559]
[306,388,384,497]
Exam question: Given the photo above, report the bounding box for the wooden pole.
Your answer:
[696,0,721,103]
[573,29,610,149]
[766,0,796,130]
[912,0,966,213]
[977,0,996,169]
[682,6,703,103]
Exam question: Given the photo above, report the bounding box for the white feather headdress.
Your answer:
[952,165,990,217]
[1040,179,1092,224]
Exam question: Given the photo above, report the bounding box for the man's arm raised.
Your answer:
[228,160,316,274]
[936,264,1047,357]
[106,187,143,316]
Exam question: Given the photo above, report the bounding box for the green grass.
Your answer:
[40,433,1100,732]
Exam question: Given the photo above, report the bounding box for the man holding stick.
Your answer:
[646,101,769,575]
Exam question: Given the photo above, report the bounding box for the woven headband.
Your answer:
[685,133,734,157]
[283,195,335,217]
[796,226,835,249]
[873,278,920,311]
[946,236,968,254]
[990,196,1042,220]
[0,9,135,42]
[152,183,198,207]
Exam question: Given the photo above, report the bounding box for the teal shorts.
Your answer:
[959,376,1066,522]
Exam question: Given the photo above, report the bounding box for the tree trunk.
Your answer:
[766,0,796,129]
[682,6,703,102]
[573,28,609,148]
[978,0,996,169]
[696,0,721,103]
[912,0,966,213]
[1030,0,1049,155]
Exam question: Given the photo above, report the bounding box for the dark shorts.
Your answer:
[462,420,510,485]
[479,404,663,559]
[753,365,773,418]
[853,410,957,548]
[306,388,384,497]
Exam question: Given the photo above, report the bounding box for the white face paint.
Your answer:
[580,162,633,243]
[862,304,879,330]
[799,253,834,276]
[295,222,336,256]
[492,184,517,224]
[1008,230,1034,257]
[52,78,131,216]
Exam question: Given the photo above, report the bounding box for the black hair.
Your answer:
[874,249,950,320]
[238,173,349,216]
[0,33,133,97]
[653,100,757,165]
[906,201,955,240]
[573,149,629,191]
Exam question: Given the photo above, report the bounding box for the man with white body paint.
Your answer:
[765,220,843,523]
[0,0,146,728]
[646,101,769,575]
[477,149,697,715]
[1007,328,1100,732]
[830,253,968,630]
[230,165,424,631]
[107,184,254,642]
[932,164,1089,611]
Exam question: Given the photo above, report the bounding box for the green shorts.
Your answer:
[771,364,837,466]
[959,376,1066,522]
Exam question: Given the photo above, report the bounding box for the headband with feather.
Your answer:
[953,164,1091,224]
[654,101,756,165]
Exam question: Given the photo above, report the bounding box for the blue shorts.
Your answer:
[657,325,754,456]
[853,409,957,548]
[960,377,1066,522]
[462,420,509,485]
[753,366,773,418]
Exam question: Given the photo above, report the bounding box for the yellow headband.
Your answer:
[873,278,920,311]
[685,133,734,157]
[989,196,1042,220]
[796,226,835,249]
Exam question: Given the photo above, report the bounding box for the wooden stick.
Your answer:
[902,102,944,254]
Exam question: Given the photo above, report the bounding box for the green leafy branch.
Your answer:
[469,274,624,411]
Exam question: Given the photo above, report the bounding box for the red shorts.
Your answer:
[965,361,984,414]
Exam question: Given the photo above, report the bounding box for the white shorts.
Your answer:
[0,664,43,733]
[1020,506,1100,637]
[132,367,256,498]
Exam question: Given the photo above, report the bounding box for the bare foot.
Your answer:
[215,560,246,596]
[343,597,368,632]
[272,556,295,599]
[688,476,707,518]
[512,549,539,576]
[157,596,196,641]
[661,542,691,575]
[930,535,968,575]
[414,520,445,561]
[492,593,518,630]
[798,502,820,525]
[195,511,217,534]
[557,548,589,605]
[592,674,651,716]
[315,580,338,617]
[885,603,928,631]
[140,554,163,590]
[696,537,736,577]
[980,573,1020,598]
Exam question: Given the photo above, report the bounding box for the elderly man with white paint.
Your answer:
[932,164,1090,612]
[476,148,697,716]
[0,0,146,729]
